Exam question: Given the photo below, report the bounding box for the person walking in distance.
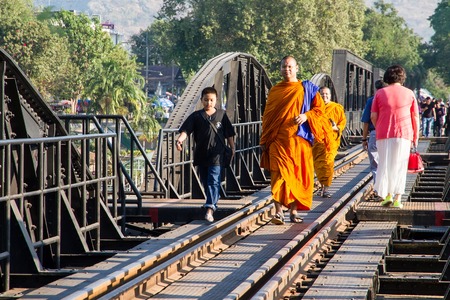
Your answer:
[260,55,331,224]
[175,87,236,222]
[361,79,387,199]
[434,99,445,137]
[371,65,420,209]
[420,97,435,137]
[312,86,346,198]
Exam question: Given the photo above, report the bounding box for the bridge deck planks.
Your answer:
[21,140,450,299]
[302,221,397,300]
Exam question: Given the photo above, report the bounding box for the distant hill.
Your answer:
[34,0,163,41]
[35,0,438,42]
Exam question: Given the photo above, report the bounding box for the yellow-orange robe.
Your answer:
[312,101,346,186]
[260,81,328,210]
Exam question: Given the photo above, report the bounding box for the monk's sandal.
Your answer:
[271,213,285,225]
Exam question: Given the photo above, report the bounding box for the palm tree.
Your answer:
[85,46,161,139]
[86,47,144,114]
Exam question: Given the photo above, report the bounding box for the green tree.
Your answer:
[0,0,75,100]
[0,2,161,139]
[423,70,450,100]
[51,10,160,138]
[0,0,34,39]
[428,0,450,85]
[129,28,162,66]
[135,0,366,81]
[85,46,146,116]
[4,21,76,100]
[50,10,115,112]
[362,0,422,87]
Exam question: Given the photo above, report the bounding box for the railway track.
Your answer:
[37,145,368,300]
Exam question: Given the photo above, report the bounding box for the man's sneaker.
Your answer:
[381,195,393,206]
[205,213,214,222]
[392,200,403,208]
[372,191,383,201]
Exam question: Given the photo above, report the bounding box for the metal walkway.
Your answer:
[21,157,373,299]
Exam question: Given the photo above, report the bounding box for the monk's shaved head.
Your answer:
[280,56,299,82]
[281,55,297,66]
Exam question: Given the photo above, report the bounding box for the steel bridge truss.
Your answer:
[0,49,380,293]
[0,49,124,292]
[331,49,383,136]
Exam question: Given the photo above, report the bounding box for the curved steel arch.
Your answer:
[310,73,339,103]
[165,52,272,128]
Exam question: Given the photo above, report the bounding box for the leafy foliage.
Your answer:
[136,0,366,82]
[428,0,450,86]
[0,0,75,100]
[51,10,114,103]
[424,70,450,100]
[362,1,422,85]
[361,1,426,91]
[2,0,446,115]
[85,46,146,115]
[0,0,34,39]
[0,2,161,139]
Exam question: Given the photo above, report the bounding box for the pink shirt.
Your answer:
[371,84,418,141]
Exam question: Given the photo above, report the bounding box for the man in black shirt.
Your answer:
[420,97,436,137]
[175,87,235,222]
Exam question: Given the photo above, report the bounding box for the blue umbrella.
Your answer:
[158,97,174,108]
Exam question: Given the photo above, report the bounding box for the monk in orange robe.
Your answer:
[312,86,347,198]
[260,56,330,224]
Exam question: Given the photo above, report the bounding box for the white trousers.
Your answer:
[373,138,411,199]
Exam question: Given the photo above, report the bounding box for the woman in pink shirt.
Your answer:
[371,65,420,208]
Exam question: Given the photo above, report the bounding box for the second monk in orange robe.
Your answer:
[312,86,347,198]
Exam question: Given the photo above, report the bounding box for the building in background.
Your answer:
[101,20,125,46]
[145,65,186,103]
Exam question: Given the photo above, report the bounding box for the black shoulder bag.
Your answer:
[201,110,233,167]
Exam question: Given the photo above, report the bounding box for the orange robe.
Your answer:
[260,81,327,210]
[312,101,346,186]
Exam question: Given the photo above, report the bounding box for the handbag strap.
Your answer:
[201,109,227,147]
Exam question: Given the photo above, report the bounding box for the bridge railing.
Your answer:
[60,115,269,204]
[0,132,118,291]
[59,115,169,213]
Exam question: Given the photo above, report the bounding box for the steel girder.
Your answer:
[0,48,123,292]
[331,49,380,136]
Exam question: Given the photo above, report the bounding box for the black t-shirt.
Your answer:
[436,106,445,125]
[179,109,235,166]
[421,102,435,118]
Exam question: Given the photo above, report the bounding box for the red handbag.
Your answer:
[408,146,424,173]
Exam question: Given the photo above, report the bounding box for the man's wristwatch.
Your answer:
[361,138,367,142]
